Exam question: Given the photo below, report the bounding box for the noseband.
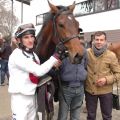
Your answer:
[53,9,80,44]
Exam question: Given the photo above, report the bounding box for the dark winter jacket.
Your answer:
[60,50,88,87]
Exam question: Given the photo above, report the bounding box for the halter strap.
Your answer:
[62,34,80,43]
[52,9,80,44]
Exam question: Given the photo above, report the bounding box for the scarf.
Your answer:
[92,44,107,57]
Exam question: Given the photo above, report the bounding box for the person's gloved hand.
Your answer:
[53,42,68,60]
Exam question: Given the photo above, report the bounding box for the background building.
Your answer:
[74,0,120,42]
[35,0,120,43]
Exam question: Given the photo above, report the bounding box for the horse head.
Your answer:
[36,1,84,64]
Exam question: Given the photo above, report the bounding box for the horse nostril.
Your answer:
[74,53,83,64]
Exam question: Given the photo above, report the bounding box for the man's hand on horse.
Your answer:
[53,42,68,60]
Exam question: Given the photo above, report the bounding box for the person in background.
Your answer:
[57,44,88,120]
[0,32,3,86]
[86,34,94,49]
[8,23,62,120]
[0,33,12,86]
[83,34,94,113]
[85,31,120,120]
[10,37,19,51]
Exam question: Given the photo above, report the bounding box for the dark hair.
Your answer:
[94,31,107,40]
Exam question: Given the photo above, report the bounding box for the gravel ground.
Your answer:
[0,85,120,120]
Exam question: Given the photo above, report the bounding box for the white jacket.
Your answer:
[8,48,58,95]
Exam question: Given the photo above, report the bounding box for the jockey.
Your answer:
[8,23,62,120]
[14,23,37,53]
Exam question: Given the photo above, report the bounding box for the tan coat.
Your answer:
[85,48,120,95]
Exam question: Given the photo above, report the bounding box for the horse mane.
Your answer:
[37,5,69,33]
[35,5,69,62]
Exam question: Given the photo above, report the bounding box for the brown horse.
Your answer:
[108,41,120,64]
[35,1,84,120]
[35,1,84,64]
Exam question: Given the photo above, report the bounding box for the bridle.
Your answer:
[52,8,82,107]
[52,8,80,44]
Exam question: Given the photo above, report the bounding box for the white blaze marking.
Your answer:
[68,16,72,20]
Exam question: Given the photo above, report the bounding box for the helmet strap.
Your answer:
[18,43,34,53]
[18,37,36,53]
[21,48,37,63]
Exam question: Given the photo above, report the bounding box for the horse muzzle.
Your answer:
[69,53,83,64]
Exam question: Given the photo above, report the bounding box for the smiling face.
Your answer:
[19,34,35,49]
[93,32,107,49]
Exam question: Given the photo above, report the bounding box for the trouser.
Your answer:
[58,85,84,120]
[11,93,38,120]
[37,85,46,120]
[0,59,9,84]
[85,91,112,120]
[37,81,55,120]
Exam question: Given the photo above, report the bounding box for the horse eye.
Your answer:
[58,23,64,28]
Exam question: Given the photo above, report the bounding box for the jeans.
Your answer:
[58,85,84,120]
[85,91,112,120]
[0,59,9,84]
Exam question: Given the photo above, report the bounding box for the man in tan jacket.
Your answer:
[85,31,120,120]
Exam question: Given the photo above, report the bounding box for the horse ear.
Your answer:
[48,0,59,13]
[68,1,75,13]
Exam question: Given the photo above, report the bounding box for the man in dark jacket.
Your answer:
[0,35,12,86]
[57,48,87,120]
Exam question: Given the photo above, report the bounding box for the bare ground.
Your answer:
[0,85,120,120]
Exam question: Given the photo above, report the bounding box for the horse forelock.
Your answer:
[43,5,69,25]
[56,5,69,11]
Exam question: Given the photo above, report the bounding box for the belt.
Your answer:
[61,81,83,87]
[61,81,71,86]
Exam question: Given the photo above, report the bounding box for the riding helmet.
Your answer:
[15,23,36,38]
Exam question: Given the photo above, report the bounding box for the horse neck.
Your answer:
[108,42,120,51]
[35,21,56,62]
[108,42,120,64]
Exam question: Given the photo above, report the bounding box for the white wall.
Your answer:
[14,0,83,24]
[13,0,120,34]
[76,9,120,32]
[14,0,82,34]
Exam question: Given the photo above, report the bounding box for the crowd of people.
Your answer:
[0,33,12,86]
[0,23,120,120]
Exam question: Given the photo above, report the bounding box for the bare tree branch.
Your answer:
[0,0,19,40]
